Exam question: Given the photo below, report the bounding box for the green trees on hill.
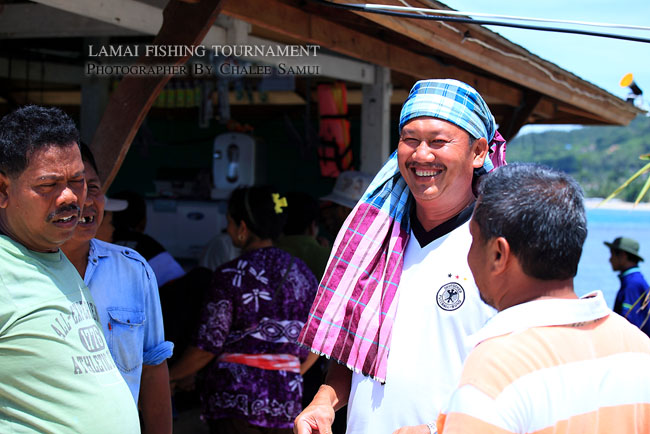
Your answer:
[508,115,650,202]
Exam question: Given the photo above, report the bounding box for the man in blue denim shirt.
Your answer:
[62,144,173,434]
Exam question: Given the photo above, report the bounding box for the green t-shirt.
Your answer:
[0,235,141,433]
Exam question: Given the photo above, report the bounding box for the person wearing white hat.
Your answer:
[61,143,173,434]
[319,171,374,242]
[94,196,127,244]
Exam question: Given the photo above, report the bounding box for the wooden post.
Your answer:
[91,0,224,188]
[501,92,542,141]
[361,66,392,174]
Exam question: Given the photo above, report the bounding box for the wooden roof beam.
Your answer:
[3,90,81,106]
[0,4,144,39]
[500,92,542,141]
[0,58,83,85]
[554,104,614,123]
[89,0,225,188]
[221,0,525,108]
[32,0,227,42]
[337,0,638,125]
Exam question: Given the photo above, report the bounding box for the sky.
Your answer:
[439,0,650,132]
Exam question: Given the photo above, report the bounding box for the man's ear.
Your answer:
[471,137,489,169]
[0,172,10,209]
[492,236,510,274]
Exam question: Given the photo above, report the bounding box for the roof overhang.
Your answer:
[1,0,642,131]
[0,0,644,184]
[220,0,642,133]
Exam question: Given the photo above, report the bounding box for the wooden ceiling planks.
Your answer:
[222,0,640,128]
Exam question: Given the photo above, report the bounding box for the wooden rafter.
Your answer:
[328,0,638,125]
[90,0,224,188]
[222,0,640,128]
[501,92,542,141]
[221,0,525,107]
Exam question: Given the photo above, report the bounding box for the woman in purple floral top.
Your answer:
[170,186,318,434]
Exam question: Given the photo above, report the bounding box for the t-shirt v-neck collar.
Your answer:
[410,202,475,247]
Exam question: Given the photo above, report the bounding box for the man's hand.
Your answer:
[294,361,351,433]
[293,398,336,434]
[392,424,432,434]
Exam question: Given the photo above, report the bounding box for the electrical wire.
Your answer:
[309,0,650,44]
[360,4,650,32]
[309,0,636,104]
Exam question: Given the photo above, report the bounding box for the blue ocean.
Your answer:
[575,208,650,307]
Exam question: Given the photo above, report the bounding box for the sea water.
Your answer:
[575,208,650,307]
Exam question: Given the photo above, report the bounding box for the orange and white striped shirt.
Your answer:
[438,291,650,434]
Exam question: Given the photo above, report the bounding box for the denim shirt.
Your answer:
[85,238,173,403]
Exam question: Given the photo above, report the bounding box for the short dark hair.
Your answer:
[228,186,288,241]
[473,163,587,280]
[0,105,79,177]
[79,142,99,174]
[283,191,319,236]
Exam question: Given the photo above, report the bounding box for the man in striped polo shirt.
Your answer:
[439,163,650,434]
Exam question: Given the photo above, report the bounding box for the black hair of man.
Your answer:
[79,142,99,174]
[473,163,587,280]
[0,105,79,178]
[283,191,320,236]
[228,185,288,241]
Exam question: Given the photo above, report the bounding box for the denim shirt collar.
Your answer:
[85,239,111,283]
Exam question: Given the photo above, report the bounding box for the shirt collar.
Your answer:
[469,291,610,348]
[621,266,641,278]
[410,201,474,247]
[88,238,110,260]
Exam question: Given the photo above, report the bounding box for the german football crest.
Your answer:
[436,282,465,311]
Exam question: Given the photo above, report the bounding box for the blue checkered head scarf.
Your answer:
[297,79,505,382]
[399,79,499,171]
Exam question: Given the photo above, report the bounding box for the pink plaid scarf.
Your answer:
[299,79,507,383]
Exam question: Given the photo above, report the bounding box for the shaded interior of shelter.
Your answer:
[0,0,643,261]
[1,2,646,432]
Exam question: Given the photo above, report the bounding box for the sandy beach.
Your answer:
[585,198,650,211]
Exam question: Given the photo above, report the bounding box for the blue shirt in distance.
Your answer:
[614,266,650,337]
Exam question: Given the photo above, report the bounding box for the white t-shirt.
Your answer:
[345,221,495,433]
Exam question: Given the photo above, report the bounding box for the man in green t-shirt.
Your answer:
[0,105,141,433]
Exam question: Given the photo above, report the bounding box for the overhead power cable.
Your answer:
[362,4,650,32]
[309,0,650,44]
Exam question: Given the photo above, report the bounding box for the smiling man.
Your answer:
[295,80,505,434]
[0,105,140,433]
[62,144,173,434]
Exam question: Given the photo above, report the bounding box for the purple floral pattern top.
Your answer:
[194,247,318,428]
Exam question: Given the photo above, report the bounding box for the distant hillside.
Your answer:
[508,115,650,202]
